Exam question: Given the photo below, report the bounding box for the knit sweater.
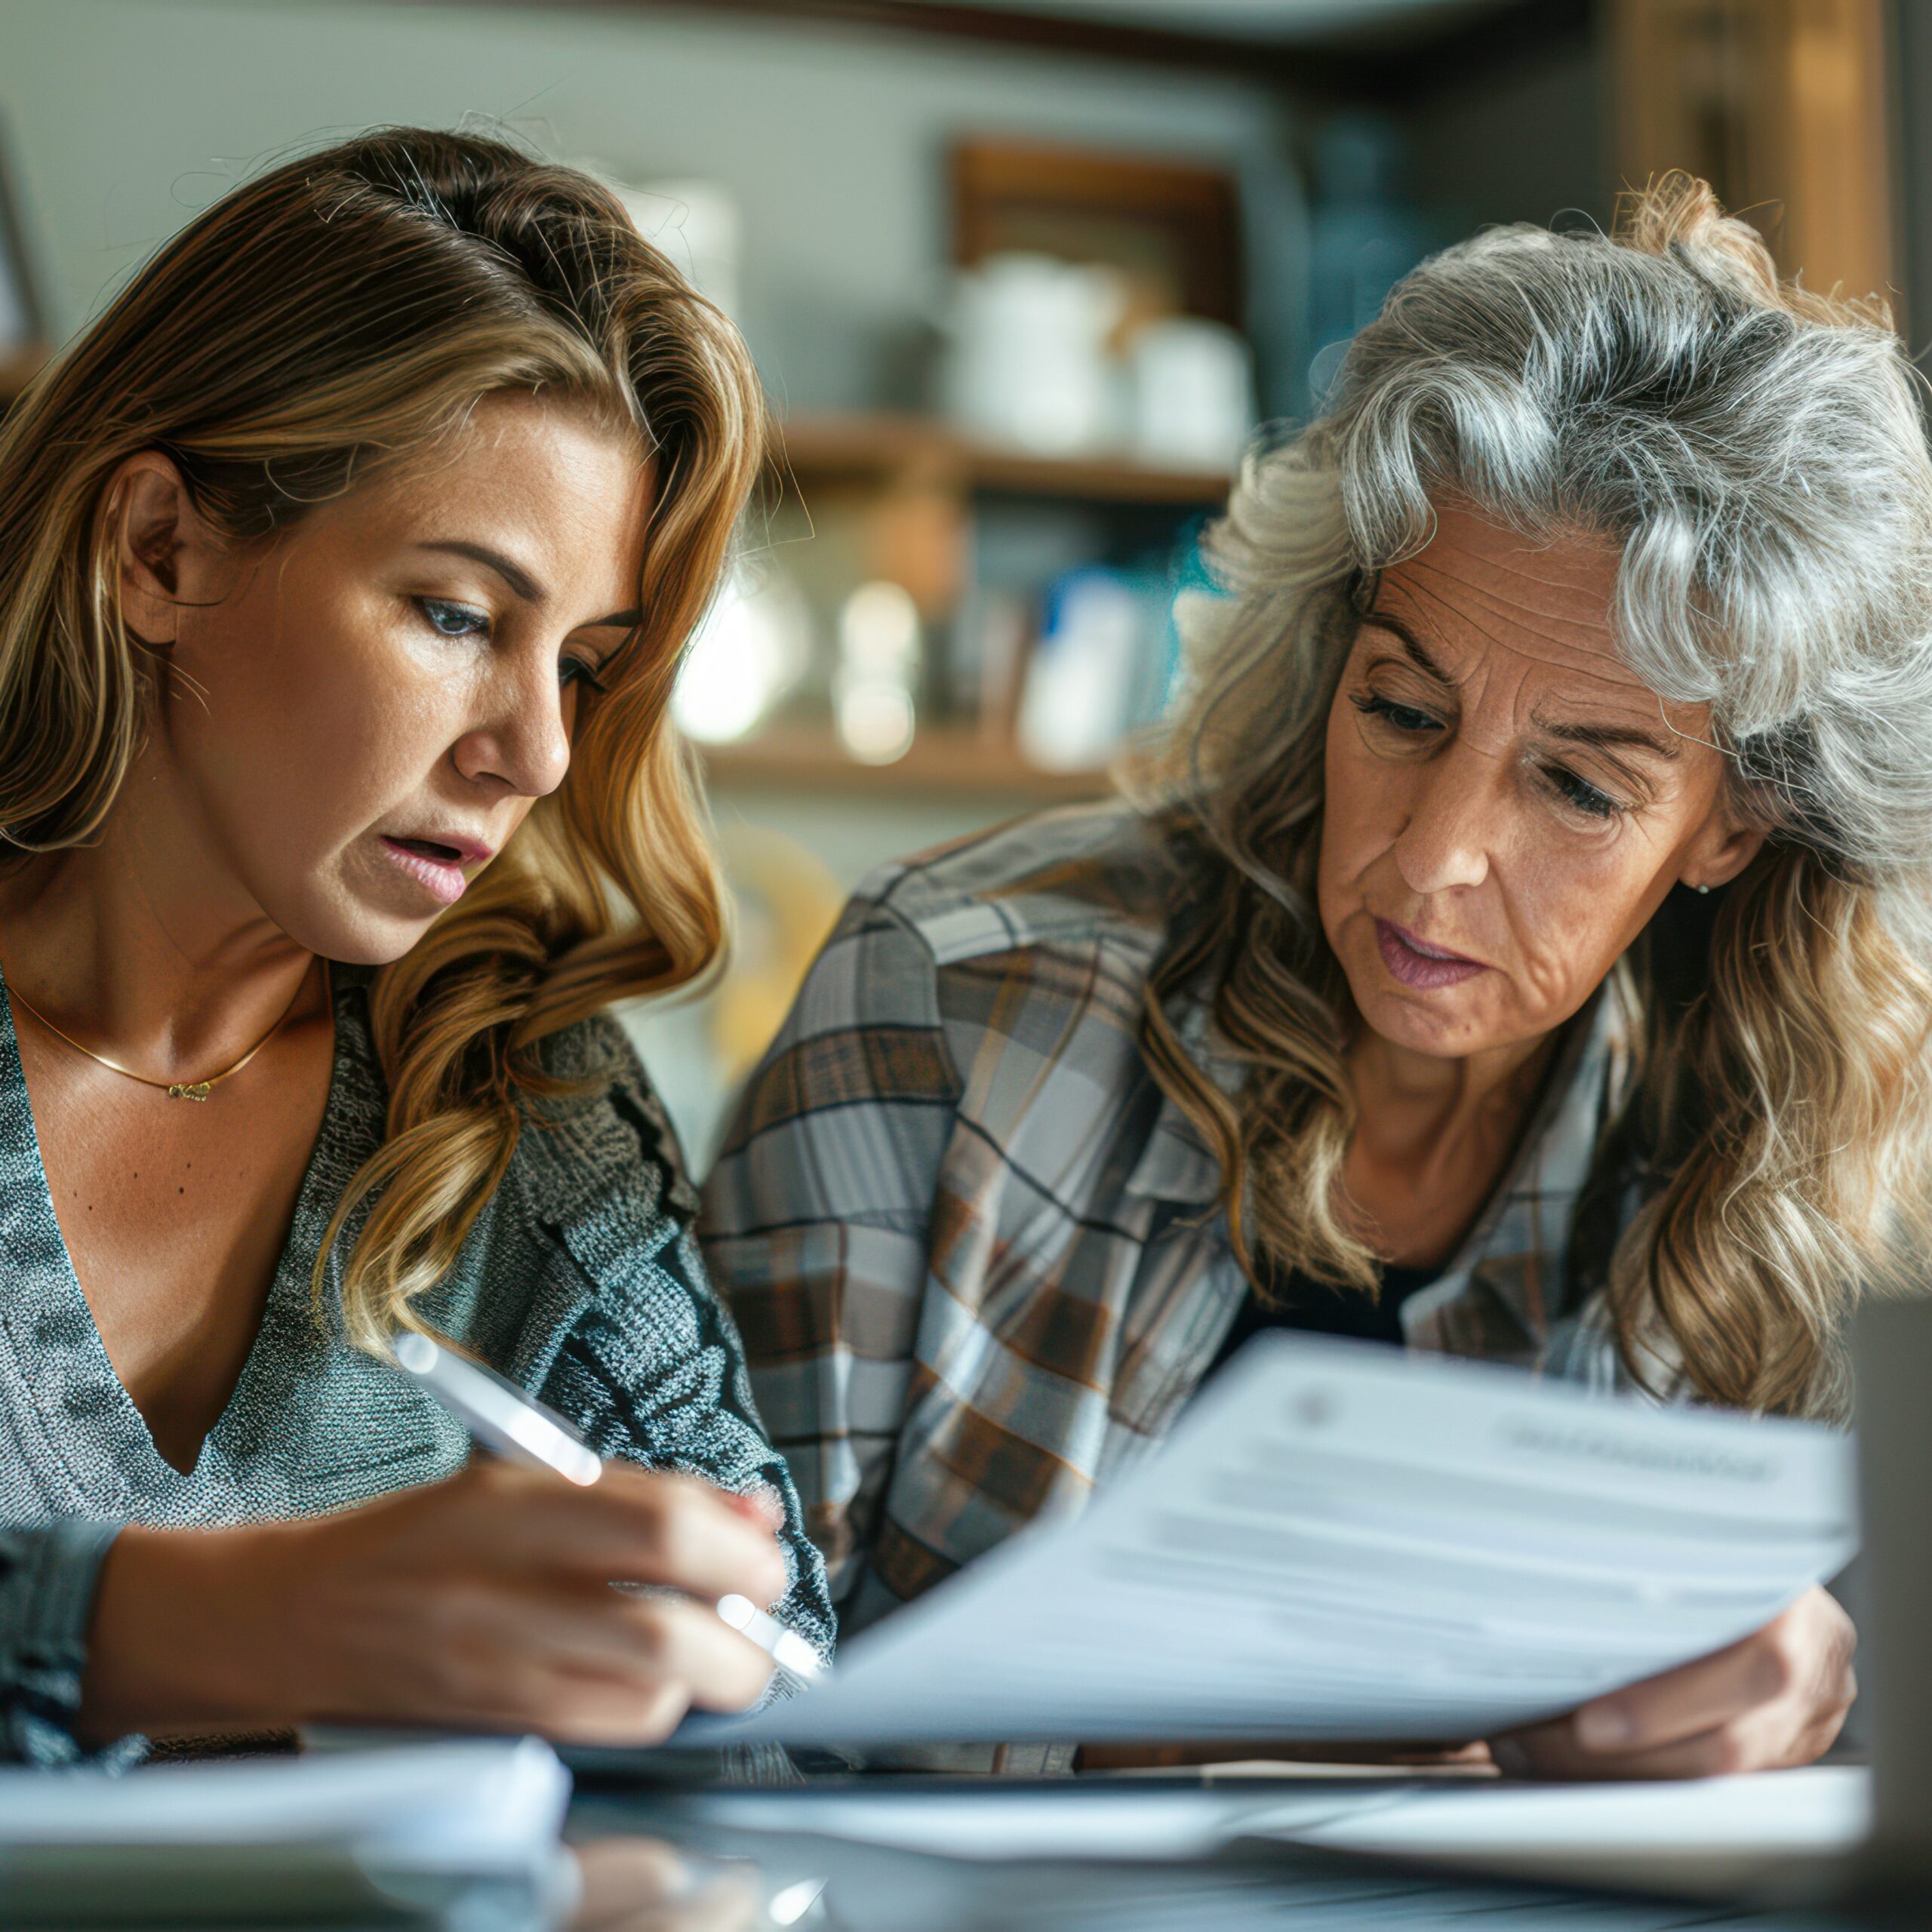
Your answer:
[0,961,832,1765]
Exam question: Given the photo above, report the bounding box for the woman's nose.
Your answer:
[1390,746,1496,896]
[451,663,574,801]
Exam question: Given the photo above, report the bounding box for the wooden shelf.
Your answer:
[0,343,49,405]
[699,725,1112,801]
[743,418,1207,801]
[772,410,1231,507]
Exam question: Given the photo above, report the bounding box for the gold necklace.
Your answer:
[5,962,325,1101]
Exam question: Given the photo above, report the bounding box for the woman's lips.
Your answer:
[380,835,470,907]
[1374,918,1487,991]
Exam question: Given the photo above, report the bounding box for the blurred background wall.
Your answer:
[0,0,1311,413]
[0,0,1907,1161]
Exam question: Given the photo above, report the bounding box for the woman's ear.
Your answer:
[109,452,217,648]
[1682,801,1767,894]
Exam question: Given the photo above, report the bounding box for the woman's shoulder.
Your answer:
[746,803,1188,1163]
[331,978,688,1251]
[845,798,1186,978]
[438,1008,725,1381]
[510,1011,697,1244]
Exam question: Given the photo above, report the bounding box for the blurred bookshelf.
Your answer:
[691,406,1229,801]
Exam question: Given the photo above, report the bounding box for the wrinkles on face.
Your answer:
[1390,549,1688,754]
[1317,503,1753,1074]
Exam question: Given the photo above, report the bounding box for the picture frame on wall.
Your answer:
[949,136,1243,334]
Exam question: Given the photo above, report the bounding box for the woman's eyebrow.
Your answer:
[1361,612,1455,685]
[417,538,543,601]
[414,539,641,629]
[1367,602,1679,761]
[1533,711,1681,761]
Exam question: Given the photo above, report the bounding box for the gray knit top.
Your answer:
[0,961,833,1764]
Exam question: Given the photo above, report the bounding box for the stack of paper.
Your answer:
[0,1737,572,1924]
[691,1334,1855,1748]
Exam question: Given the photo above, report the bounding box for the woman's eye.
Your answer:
[1547,764,1621,820]
[559,657,608,693]
[416,597,490,639]
[1350,691,1443,737]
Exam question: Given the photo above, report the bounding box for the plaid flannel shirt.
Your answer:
[703,801,1639,1645]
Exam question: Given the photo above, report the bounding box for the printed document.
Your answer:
[695,1333,1854,1746]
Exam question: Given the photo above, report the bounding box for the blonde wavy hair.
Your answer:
[0,128,762,1352]
[1131,176,1932,1421]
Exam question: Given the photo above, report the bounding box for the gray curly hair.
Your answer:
[1135,176,1932,1420]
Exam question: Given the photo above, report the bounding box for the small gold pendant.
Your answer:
[167,1081,213,1103]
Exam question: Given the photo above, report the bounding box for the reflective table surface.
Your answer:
[8,1767,1915,1930]
[562,1777,1926,1932]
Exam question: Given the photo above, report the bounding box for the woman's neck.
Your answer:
[1340,1023,1560,1266]
[1348,1024,1556,1154]
[0,743,315,1077]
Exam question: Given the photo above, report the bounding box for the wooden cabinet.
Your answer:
[1611,0,1897,308]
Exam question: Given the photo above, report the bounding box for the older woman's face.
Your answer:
[1318,505,1762,1063]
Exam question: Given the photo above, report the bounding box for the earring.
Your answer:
[1696,884,1711,896]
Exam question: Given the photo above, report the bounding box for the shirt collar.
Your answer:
[1121,961,1636,1342]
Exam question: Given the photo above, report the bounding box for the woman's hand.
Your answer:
[82,1459,789,1746]
[1491,1586,1857,1780]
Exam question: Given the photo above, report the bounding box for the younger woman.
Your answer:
[0,128,829,1761]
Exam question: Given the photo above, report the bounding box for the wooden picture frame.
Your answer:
[949,137,1242,331]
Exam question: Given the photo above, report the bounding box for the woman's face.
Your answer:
[115,393,652,964]
[1318,504,1763,1063]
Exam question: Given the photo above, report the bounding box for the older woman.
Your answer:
[705,177,1932,1780]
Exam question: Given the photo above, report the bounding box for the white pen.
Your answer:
[394,1331,826,1687]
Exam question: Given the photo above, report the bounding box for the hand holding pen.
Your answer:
[394,1333,826,1692]
[86,1421,805,1748]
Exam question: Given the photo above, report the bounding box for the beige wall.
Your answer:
[0,0,1308,411]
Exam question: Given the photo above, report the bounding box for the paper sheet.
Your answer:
[693,1334,1855,1747]
[1287,1762,1871,1900]
[0,1736,566,1856]
[0,1739,572,1924]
